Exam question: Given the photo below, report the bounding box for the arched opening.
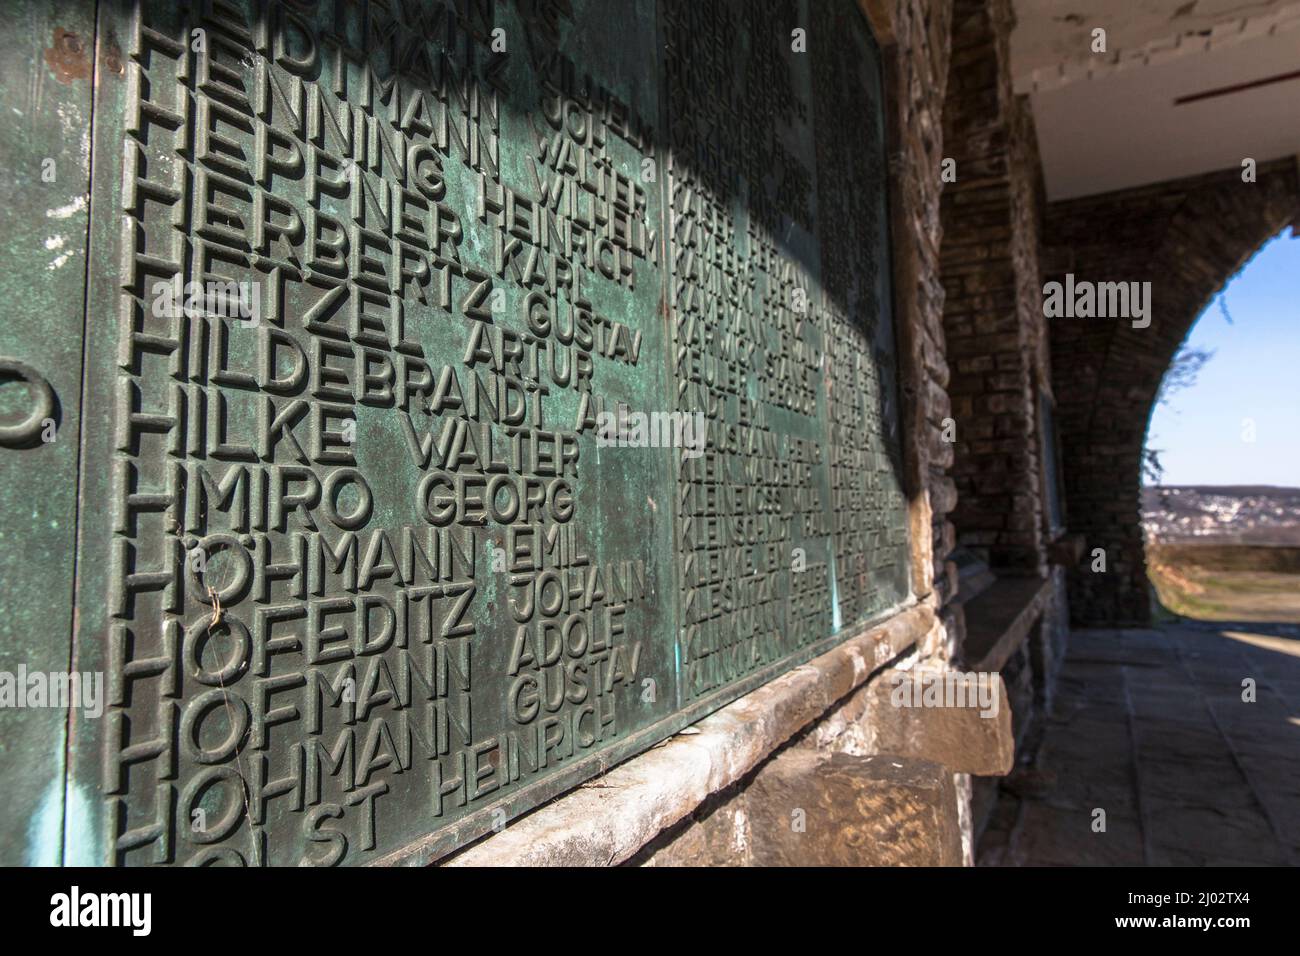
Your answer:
[961,0,1300,871]
[1044,160,1299,627]
[988,184,1299,867]
[1142,232,1300,624]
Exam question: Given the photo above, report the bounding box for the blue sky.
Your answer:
[1144,231,1299,488]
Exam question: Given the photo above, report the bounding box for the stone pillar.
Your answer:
[938,0,1051,580]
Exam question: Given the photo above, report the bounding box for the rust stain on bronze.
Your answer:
[44,28,91,83]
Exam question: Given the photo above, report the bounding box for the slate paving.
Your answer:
[979,622,1300,866]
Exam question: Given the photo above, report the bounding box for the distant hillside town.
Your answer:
[1143,486,1300,546]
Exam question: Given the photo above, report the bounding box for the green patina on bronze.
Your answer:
[0,0,906,865]
[0,1,98,865]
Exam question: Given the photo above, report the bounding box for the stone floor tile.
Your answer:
[1011,802,1145,866]
[981,622,1300,867]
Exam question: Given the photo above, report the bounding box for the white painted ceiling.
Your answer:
[1010,0,1300,199]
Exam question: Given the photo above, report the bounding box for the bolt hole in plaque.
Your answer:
[0,359,57,448]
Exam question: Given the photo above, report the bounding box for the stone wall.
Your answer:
[1045,160,1299,626]
[938,0,1051,578]
[877,0,959,625]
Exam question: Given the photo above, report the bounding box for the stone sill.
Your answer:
[960,576,1053,673]
[443,602,936,866]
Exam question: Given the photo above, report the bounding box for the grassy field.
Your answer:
[1148,544,1300,624]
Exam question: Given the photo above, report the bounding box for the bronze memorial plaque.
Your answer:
[29,0,906,865]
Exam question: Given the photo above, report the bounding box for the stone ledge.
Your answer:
[960,575,1053,672]
[444,603,935,866]
[856,667,1015,776]
[793,660,1014,779]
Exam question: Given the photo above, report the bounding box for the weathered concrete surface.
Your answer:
[980,623,1300,866]
[745,751,963,866]
[445,604,933,866]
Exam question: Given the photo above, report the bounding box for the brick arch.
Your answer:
[1045,160,1299,626]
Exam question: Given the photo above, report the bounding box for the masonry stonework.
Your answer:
[940,0,1051,579]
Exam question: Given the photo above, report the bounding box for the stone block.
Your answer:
[638,792,750,867]
[745,751,963,866]
[862,668,1015,775]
